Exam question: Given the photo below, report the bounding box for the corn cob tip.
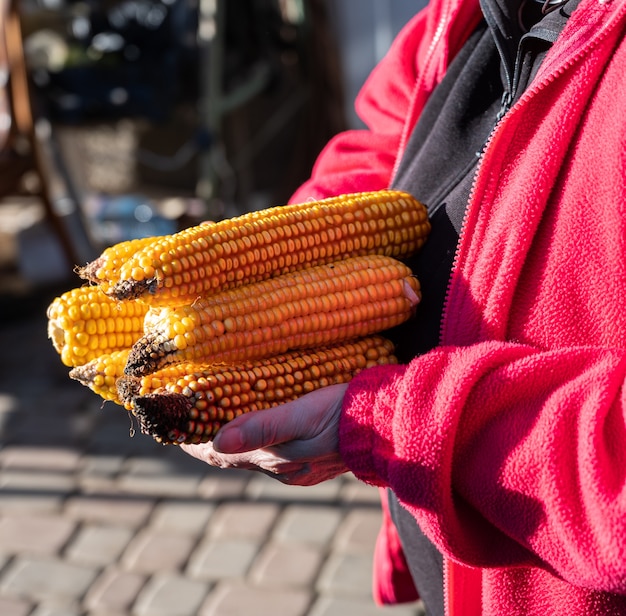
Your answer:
[77,258,103,284]
[78,256,159,301]
[110,277,159,302]
[128,391,195,445]
[68,363,97,388]
[117,375,205,444]
[68,349,130,405]
[116,374,141,404]
[124,333,165,376]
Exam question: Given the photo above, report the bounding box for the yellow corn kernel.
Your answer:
[69,349,130,404]
[123,255,420,376]
[47,286,149,367]
[117,335,397,444]
[79,190,430,306]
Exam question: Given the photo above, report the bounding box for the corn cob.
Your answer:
[47,287,148,367]
[124,255,419,377]
[79,190,430,306]
[69,349,129,404]
[117,336,397,445]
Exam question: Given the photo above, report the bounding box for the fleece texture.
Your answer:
[291,0,626,613]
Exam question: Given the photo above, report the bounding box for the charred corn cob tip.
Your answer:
[47,286,149,367]
[89,190,429,306]
[119,336,397,445]
[123,255,419,377]
[69,349,130,404]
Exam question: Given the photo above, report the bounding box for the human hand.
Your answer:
[180,383,349,485]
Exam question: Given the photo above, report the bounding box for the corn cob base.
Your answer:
[47,286,148,367]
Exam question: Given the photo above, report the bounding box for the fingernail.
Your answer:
[213,427,243,453]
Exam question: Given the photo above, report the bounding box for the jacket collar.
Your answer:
[479,0,581,95]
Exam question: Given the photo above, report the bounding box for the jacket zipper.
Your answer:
[480,0,537,121]
[480,0,517,100]
[443,558,452,616]
[439,0,626,349]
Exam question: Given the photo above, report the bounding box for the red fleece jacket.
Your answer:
[291,0,626,614]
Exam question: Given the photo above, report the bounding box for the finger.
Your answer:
[180,441,305,476]
[269,455,349,486]
[404,277,421,313]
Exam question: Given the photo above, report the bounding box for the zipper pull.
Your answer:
[496,90,513,123]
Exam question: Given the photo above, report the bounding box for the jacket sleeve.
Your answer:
[339,341,626,594]
[289,11,428,203]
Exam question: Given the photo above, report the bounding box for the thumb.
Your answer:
[212,401,304,454]
[212,384,347,454]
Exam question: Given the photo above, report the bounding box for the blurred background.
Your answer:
[0,1,427,614]
[1,0,421,294]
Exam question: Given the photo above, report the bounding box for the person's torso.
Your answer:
[384,0,626,613]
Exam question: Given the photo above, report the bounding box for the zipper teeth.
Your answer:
[438,0,626,346]
[443,557,450,616]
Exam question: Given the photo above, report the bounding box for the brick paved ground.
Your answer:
[0,285,426,616]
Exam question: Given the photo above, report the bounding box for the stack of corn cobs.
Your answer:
[47,190,430,445]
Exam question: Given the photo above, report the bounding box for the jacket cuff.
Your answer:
[339,364,402,485]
